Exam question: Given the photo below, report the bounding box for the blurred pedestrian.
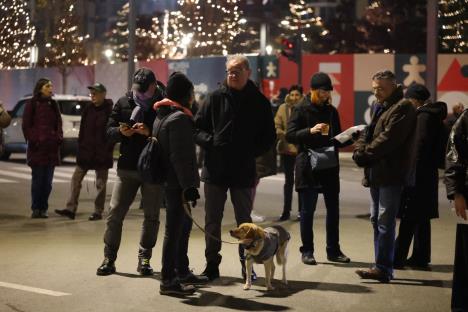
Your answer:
[0,100,11,128]
[153,72,208,296]
[96,68,165,277]
[445,102,464,131]
[275,85,303,221]
[194,55,276,281]
[22,78,63,219]
[353,70,416,282]
[55,83,114,221]
[445,108,468,312]
[286,72,352,266]
[394,84,448,269]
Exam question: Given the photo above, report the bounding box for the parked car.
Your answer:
[0,94,91,160]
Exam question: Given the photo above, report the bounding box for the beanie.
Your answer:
[405,83,430,102]
[310,72,333,91]
[166,72,194,105]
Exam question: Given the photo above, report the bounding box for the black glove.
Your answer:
[183,187,200,208]
[351,130,361,142]
[353,150,370,168]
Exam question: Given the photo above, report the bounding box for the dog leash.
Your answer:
[182,196,240,245]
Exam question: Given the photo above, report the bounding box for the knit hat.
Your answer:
[310,72,333,91]
[166,72,194,106]
[405,83,430,102]
[132,68,156,93]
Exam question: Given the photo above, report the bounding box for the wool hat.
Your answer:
[132,68,156,93]
[87,82,106,93]
[405,83,430,102]
[310,72,333,91]
[166,72,194,105]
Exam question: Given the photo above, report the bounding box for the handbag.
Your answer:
[308,145,338,171]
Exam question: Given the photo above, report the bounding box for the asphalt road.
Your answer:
[0,154,456,312]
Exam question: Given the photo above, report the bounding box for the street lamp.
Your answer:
[29,45,38,68]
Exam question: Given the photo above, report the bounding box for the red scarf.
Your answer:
[153,98,193,118]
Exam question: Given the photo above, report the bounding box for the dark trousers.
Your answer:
[161,188,193,282]
[452,224,468,312]
[281,154,298,214]
[204,183,253,266]
[31,165,55,212]
[298,187,340,255]
[395,218,431,265]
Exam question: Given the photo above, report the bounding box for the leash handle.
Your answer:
[182,196,239,245]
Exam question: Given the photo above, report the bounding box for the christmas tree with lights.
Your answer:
[280,0,329,53]
[167,0,243,57]
[439,0,467,53]
[107,2,164,62]
[357,0,426,53]
[0,0,35,69]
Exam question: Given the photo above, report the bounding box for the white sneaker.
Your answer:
[251,210,265,223]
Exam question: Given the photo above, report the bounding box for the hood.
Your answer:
[153,98,193,118]
[284,94,303,107]
[418,101,448,120]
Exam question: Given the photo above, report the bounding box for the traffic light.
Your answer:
[281,36,301,64]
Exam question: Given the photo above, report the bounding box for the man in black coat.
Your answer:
[96,68,165,277]
[394,84,448,269]
[444,108,468,312]
[55,83,114,221]
[194,55,276,281]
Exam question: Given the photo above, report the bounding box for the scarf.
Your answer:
[153,98,193,118]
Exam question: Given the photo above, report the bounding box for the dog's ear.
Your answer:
[254,227,266,241]
[240,238,253,245]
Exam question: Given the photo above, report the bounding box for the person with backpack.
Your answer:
[152,72,207,296]
[96,68,165,277]
[55,83,114,221]
[22,78,62,219]
[394,84,448,269]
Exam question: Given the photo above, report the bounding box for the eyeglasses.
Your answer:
[226,68,245,77]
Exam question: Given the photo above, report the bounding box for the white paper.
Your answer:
[334,124,367,143]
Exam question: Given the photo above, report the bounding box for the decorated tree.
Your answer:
[357,0,426,53]
[107,2,164,61]
[165,0,244,57]
[43,0,87,92]
[0,0,35,69]
[439,0,467,53]
[279,0,329,53]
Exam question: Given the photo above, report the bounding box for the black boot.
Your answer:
[96,258,116,276]
[200,263,220,281]
[137,258,154,276]
[160,279,195,296]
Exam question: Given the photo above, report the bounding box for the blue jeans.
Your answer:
[298,187,340,255]
[370,185,403,278]
[31,165,55,212]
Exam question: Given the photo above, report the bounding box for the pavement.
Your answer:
[0,153,456,312]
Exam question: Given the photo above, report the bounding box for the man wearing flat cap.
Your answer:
[96,68,166,277]
[55,83,114,221]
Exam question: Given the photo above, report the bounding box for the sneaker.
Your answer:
[55,209,75,220]
[200,265,220,281]
[179,271,209,285]
[137,258,154,276]
[302,252,317,265]
[355,267,391,283]
[160,281,195,296]
[96,258,116,276]
[39,211,48,218]
[88,213,102,221]
[31,210,41,219]
[327,251,351,263]
[251,210,265,223]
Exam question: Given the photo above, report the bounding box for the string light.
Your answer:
[439,0,468,53]
[0,0,35,69]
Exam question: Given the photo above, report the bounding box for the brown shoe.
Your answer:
[355,268,390,283]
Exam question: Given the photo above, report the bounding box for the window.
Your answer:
[58,100,91,116]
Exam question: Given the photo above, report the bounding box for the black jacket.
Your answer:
[154,105,200,190]
[445,109,468,200]
[77,99,114,170]
[194,80,276,188]
[354,86,417,187]
[286,95,349,192]
[106,85,165,171]
[399,101,448,220]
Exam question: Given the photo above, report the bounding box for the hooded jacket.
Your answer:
[153,99,199,190]
[194,80,276,188]
[399,101,448,220]
[275,94,302,155]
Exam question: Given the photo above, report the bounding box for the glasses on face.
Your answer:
[226,68,245,77]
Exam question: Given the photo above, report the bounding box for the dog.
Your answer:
[230,223,290,290]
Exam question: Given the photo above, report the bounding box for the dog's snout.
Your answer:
[229,230,233,234]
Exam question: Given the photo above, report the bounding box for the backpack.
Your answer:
[137,113,171,184]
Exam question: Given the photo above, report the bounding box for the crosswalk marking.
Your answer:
[12,167,116,183]
[0,169,68,183]
[0,178,17,183]
[0,281,71,297]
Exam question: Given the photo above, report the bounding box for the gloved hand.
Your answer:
[353,149,370,168]
[351,130,362,142]
[183,187,200,208]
